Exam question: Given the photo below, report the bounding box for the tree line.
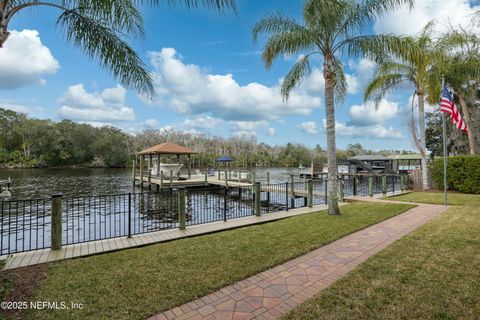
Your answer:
[0,108,416,169]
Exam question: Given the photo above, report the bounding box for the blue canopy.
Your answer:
[216,157,234,162]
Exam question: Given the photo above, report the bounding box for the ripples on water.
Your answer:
[0,167,302,200]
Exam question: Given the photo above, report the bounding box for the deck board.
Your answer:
[1,203,337,270]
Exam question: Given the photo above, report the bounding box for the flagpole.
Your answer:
[442,77,448,206]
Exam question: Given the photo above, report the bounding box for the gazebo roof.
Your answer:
[138,142,198,155]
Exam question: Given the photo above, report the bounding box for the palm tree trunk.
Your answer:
[324,57,340,215]
[458,95,477,155]
[418,94,429,190]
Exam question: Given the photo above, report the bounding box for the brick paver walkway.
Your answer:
[148,199,448,320]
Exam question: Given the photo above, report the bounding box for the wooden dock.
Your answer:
[137,175,253,188]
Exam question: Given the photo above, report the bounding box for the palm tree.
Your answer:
[435,28,480,155]
[364,22,444,191]
[0,0,236,96]
[252,0,413,215]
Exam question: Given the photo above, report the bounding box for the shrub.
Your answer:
[432,156,480,194]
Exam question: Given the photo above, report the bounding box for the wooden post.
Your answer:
[266,172,270,185]
[178,187,186,230]
[148,155,152,189]
[156,155,160,176]
[251,172,256,185]
[51,194,63,250]
[160,171,164,189]
[354,176,359,195]
[339,178,344,202]
[170,170,173,189]
[176,155,181,179]
[382,175,387,195]
[307,179,313,208]
[401,175,405,191]
[254,182,261,216]
[218,169,221,180]
[139,155,144,187]
[188,154,192,179]
[204,170,208,186]
[368,175,374,197]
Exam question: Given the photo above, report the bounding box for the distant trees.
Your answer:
[0,108,401,169]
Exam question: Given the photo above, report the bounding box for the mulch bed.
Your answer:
[1,264,48,320]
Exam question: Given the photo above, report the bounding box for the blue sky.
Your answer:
[0,0,479,151]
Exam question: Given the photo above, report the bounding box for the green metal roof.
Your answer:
[387,154,422,160]
[349,155,391,161]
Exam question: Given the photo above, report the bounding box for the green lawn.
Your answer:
[19,202,414,320]
[388,190,480,206]
[284,193,480,320]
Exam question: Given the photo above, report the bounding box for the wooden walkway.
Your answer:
[0,204,333,270]
[148,198,448,320]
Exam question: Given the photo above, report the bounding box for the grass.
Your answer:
[284,193,480,320]
[17,202,415,320]
[388,190,480,206]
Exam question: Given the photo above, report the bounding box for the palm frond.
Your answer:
[261,29,315,69]
[281,55,311,100]
[135,0,237,12]
[364,73,404,104]
[57,9,154,96]
[333,58,347,103]
[252,12,305,42]
[361,0,413,19]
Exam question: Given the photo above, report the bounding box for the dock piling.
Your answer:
[178,187,186,230]
[254,182,261,216]
[382,175,387,195]
[307,180,313,208]
[51,194,63,250]
[368,176,374,197]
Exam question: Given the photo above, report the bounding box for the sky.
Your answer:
[0,0,479,151]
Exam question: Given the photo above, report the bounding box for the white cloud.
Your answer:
[298,121,319,135]
[348,99,400,126]
[345,74,360,94]
[326,120,403,139]
[58,84,135,122]
[145,119,159,127]
[182,115,223,131]
[267,127,276,136]
[232,120,268,131]
[374,0,480,36]
[148,48,322,121]
[0,102,29,113]
[0,29,59,89]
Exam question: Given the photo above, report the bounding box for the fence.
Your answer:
[0,183,298,255]
[0,174,407,255]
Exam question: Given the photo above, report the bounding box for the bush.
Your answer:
[432,156,480,194]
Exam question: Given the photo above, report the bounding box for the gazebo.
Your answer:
[138,142,198,179]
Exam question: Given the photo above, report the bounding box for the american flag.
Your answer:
[440,85,467,132]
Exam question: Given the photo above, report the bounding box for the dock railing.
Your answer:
[0,173,408,255]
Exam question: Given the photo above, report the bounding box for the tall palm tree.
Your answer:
[0,0,236,96]
[253,0,413,215]
[364,22,443,191]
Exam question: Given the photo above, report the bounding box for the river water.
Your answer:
[0,167,303,200]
